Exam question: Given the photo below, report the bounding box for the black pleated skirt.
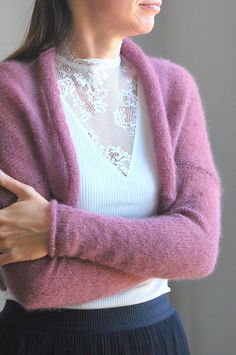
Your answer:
[0,293,191,354]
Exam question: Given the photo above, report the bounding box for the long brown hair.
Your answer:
[4,0,73,62]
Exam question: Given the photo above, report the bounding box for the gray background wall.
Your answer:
[0,1,235,354]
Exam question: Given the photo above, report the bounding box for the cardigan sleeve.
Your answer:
[48,67,223,280]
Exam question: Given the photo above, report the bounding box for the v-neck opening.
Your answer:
[39,37,176,207]
[60,77,140,181]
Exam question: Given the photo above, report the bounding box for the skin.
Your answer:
[0,172,50,265]
[67,0,162,58]
[0,0,162,266]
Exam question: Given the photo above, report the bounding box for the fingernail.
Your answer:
[0,169,5,177]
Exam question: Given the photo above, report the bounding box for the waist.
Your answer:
[0,293,175,332]
[3,278,170,309]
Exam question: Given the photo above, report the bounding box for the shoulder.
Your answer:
[148,55,200,97]
[0,60,37,106]
[0,58,32,82]
[0,58,38,100]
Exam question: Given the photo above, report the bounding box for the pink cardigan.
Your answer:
[0,37,223,310]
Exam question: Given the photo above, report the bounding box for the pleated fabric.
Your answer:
[0,293,191,355]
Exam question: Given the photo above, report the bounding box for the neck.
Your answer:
[65,33,123,60]
[65,1,124,59]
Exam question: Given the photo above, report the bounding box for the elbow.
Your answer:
[184,237,220,280]
[17,289,56,310]
[10,288,49,311]
[195,217,222,279]
[196,244,220,279]
[18,297,42,311]
[167,230,221,281]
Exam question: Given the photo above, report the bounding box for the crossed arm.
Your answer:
[0,65,223,310]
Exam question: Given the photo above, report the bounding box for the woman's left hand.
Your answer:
[0,170,50,266]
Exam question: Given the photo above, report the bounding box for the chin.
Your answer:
[126,22,155,37]
[140,26,155,35]
[135,27,155,36]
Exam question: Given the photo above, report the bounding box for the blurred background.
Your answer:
[0,1,235,354]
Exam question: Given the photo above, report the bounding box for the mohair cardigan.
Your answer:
[0,37,223,310]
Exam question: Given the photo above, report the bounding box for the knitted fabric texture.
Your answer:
[0,37,223,310]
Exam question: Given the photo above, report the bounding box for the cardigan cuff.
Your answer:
[48,199,58,257]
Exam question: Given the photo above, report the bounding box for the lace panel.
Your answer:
[55,43,138,176]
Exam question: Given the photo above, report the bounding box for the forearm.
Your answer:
[1,256,145,310]
[48,164,222,280]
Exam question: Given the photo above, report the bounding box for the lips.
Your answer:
[140,1,162,6]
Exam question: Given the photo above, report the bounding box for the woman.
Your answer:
[0,0,223,354]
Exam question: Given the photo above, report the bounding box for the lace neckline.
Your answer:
[56,41,122,69]
[55,38,138,177]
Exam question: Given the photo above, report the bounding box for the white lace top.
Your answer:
[55,42,138,177]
